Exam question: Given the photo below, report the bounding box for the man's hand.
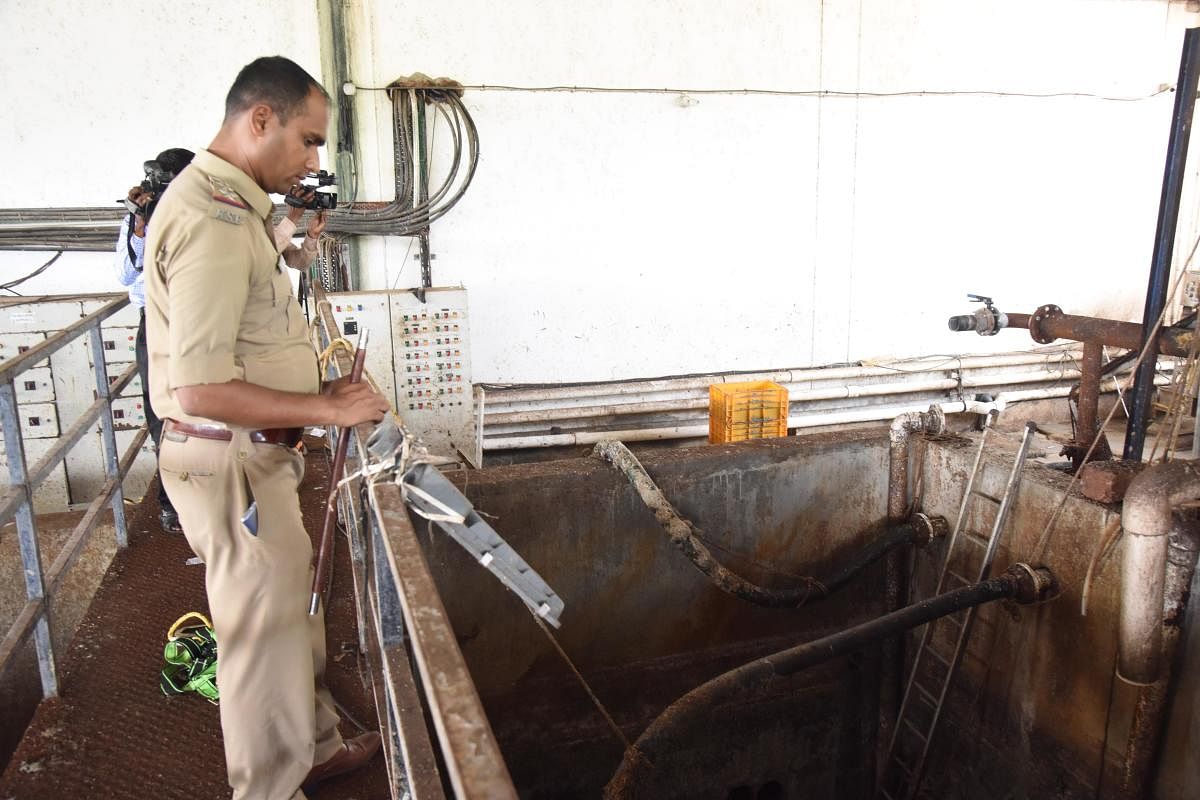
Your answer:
[127,186,151,237]
[306,210,327,240]
[285,186,315,223]
[325,377,390,428]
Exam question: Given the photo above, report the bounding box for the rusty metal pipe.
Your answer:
[1004,309,1193,357]
[1077,342,1102,447]
[880,405,945,771]
[604,564,1055,799]
[1119,461,1200,684]
[1120,523,1198,799]
[887,405,946,523]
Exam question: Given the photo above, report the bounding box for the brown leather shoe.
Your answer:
[303,731,382,788]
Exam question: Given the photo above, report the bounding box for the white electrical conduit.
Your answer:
[483,350,1083,405]
[482,368,1085,426]
[481,378,1167,450]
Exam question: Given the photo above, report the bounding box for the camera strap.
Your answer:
[125,212,141,272]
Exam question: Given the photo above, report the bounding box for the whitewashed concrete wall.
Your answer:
[349,0,1200,381]
[0,1,322,291]
[2,1,1199,383]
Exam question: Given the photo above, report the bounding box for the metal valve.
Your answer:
[947,294,1009,336]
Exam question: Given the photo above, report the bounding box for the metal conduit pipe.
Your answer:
[1118,460,1200,684]
[483,369,1090,426]
[484,351,1084,405]
[1120,522,1198,800]
[482,379,1170,450]
[603,564,1057,799]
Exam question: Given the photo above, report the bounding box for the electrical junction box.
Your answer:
[87,326,138,367]
[18,402,59,439]
[1184,270,1200,310]
[0,295,156,513]
[327,288,480,466]
[16,367,54,404]
[0,331,49,369]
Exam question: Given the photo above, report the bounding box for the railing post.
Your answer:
[88,324,128,549]
[0,377,58,697]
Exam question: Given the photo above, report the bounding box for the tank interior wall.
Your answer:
[910,434,1192,800]
[423,430,897,798]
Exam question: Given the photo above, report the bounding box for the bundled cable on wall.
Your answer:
[0,75,480,252]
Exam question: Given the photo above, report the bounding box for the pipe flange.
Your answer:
[923,404,946,435]
[1008,562,1057,604]
[908,512,950,546]
[1028,304,1063,345]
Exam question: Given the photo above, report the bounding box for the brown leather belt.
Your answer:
[164,419,304,448]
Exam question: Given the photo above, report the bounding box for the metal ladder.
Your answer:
[875,416,1038,800]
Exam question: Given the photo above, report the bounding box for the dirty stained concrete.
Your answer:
[0,442,389,800]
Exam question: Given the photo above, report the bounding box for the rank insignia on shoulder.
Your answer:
[207,176,249,211]
[210,205,245,225]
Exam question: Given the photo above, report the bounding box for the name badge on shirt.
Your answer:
[210,205,245,225]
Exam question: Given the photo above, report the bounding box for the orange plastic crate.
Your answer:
[708,381,789,443]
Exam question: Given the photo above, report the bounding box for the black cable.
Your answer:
[0,250,64,291]
[604,569,1027,798]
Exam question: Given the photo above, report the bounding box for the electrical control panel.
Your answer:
[326,288,479,466]
[88,326,138,366]
[1184,270,1200,311]
[0,296,156,512]
[325,293,395,404]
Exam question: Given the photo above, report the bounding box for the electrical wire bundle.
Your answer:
[0,81,480,251]
[327,80,480,236]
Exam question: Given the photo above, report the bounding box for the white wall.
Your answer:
[0,1,322,293]
[351,0,1200,381]
[2,1,1198,383]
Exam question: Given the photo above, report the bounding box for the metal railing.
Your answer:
[313,286,519,799]
[0,294,147,698]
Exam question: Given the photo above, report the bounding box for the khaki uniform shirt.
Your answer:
[144,149,319,427]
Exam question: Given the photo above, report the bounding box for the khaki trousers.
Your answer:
[159,432,343,800]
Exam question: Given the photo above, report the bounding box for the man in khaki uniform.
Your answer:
[144,56,389,800]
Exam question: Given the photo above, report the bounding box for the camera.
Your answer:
[285,170,338,210]
[119,159,182,222]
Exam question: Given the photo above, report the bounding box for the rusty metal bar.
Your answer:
[88,324,128,549]
[0,294,127,381]
[315,285,516,798]
[0,361,137,528]
[368,482,518,799]
[0,376,56,697]
[0,403,148,693]
[45,426,148,596]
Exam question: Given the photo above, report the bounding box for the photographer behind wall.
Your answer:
[115,148,327,533]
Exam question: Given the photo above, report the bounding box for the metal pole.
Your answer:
[89,325,129,548]
[0,378,58,697]
[1126,27,1200,461]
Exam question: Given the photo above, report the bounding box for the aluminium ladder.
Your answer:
[875,416,1038,800]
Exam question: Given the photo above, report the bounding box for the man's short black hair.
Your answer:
[154,148,194,176]
[224,56,328,124]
